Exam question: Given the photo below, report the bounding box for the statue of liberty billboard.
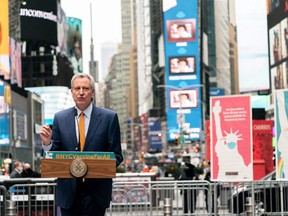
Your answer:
[275,89,288,179]
[210,95,253,181]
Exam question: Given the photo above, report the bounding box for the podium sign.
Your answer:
[41,151,116,178]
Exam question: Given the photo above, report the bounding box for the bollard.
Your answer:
[6,200,17,216]
[245,197,253,216]
[163,198,173,216]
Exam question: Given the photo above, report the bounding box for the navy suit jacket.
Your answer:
[49,105,123,209]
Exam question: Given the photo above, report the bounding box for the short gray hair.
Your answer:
[71,73,95,90]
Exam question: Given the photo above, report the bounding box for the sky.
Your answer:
[61,0,269,92]
[61,0,122,75]
[235,0,270,92]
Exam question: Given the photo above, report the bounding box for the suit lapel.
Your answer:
[84,106,102,150]
[65,108,78,150]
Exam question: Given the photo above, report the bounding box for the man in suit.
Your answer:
[40,73,123,216]
[10,161,23,178]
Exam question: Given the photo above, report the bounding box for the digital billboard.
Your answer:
[0,0,10,79]
[66,17,83,74]
[162,0,202,141]
[9,38,22,88]
[20,0,58,45]
[267,0,288,92]
[0,80,10,146]
[210,95,253,181]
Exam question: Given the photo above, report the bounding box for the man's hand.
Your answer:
[40,124,52,146]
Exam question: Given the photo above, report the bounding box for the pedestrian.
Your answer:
[21,163,41,178]
[179,162,198,214]
[10,161,23,178]
[39,73,123,216]
[204,161,220,214]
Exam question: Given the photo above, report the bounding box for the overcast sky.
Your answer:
[235,0,269,92]
[61,0,270,92]
[61,0,122,74]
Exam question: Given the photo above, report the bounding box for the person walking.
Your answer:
[40,73,123,216]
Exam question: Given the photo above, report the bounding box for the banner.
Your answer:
[252,120,274,179]
[210,95,253,181]
[9,38,22,87]
[0,0,10,79]
[275,89,288,179]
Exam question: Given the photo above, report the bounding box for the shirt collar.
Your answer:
[75,103,93,118]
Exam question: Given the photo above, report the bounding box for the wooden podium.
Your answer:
[41,151,116,178]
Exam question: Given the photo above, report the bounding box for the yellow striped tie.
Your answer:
[78,112,85,151]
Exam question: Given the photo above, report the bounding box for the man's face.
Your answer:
[71,77,94,110]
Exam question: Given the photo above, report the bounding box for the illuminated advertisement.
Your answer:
[20,0,58,45]
[162,0,202,141]
[0,0,10,79]
[148,118,162,150]
[25,86,74,125]
[210,95,253,181]
[268,0,288,91]
[67,17,83,74]
[275,89,288,179]
[0,81,10,146]
[9,38,22,88]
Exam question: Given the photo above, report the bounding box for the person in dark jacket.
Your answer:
[10,161,23,178]
[179,162,198,214]
[21,163,41,178]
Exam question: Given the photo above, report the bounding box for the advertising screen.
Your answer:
[0,0,10,79]
[166,19,196,42]
[169,89,197,109]
[162,0,202,141]
[20,0,58,45]
[210,95,253,181]
[66,17,83,74]
[169,56,196,74]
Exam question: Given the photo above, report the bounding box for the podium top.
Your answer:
[43,151,115,160]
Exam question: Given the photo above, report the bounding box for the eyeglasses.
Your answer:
[73,87,91,92]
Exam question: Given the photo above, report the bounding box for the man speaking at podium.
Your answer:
[40,73,123,216]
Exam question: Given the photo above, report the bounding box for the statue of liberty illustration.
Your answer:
[276,90,288,178]
[213,100,251,180]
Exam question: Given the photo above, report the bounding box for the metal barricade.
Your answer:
[107,180,214,216]
[0,185,7,216]
[0,178,57,216]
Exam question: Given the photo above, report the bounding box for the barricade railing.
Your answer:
[0,185,7,216]
[1,177,288,216]
[0,178,57,216]
[107,180,214,216]
[108,179,288,216]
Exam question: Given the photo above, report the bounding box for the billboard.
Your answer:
[210,95,253,181]
[274,89,288,179]
[9,38,22,87]
[20,0,58,45]
[0,80,10,146]
[57,4,67,54]
[0,0,10,79]
[162,0,202,142]
[67,17,83,74]
[267,0,288,92]
[148,118,162,150]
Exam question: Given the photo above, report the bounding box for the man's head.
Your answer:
[23,163,31,170]
[14,161,23,173]
[71,73,95,111]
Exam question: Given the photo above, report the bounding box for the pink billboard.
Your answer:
[210,95,253,181]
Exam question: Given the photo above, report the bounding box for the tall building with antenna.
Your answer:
[89,3,98,83]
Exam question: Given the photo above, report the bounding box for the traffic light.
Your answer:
[174,137,179,146]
